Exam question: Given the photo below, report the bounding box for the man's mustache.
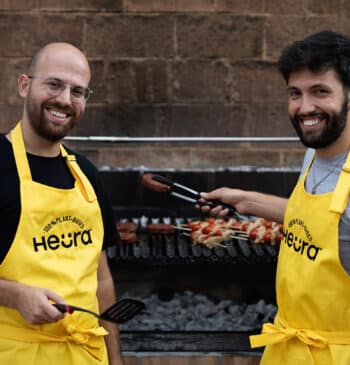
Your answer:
[293,112,328,123]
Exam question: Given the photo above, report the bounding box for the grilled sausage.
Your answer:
[147,223,175,235]
[141,173,171,193]
[119,232,138,244]
[116,222,138,233]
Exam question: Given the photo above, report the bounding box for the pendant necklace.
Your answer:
[311,156,345,194]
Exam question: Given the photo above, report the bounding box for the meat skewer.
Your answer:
[184,217,283,245]
[239,219,283,245]
[183,232,227,249]
[184,219,244,248]
[184,218,248,237]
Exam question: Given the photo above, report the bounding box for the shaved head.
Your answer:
[28,42,90,81]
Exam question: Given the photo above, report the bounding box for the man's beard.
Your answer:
[25,89,78,142]
[290,101,348,149]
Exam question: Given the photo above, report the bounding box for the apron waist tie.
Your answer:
[250,314,350,349]
[0,321,108,361]
[250,314,350,365]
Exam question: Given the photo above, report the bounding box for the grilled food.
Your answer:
[141,173,171,193]
[116,221,138,244]
[147,223,175,235]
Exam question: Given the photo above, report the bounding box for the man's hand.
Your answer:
[199,187,246,217]
[15,285,65,324]
[200,188,287,223]
[0,279,65,325]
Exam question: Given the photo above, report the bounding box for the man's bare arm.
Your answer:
[97,251,124,365]
[200,188,288,223]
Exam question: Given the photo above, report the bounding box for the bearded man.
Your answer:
[199,30,350,365]
[0,43,124,365]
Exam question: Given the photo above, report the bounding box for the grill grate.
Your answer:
[113,216,279,264]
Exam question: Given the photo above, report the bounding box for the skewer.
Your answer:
[215,226,249,234]
[182,233,227,248]
[231,231,248,237]
[231,228,249,234]
[213,243,227,248]
[183,231,249,242]
[181,218,283,245]
[172,225,191,232]
[194,241,227,249]
[231,235,248,241]
[182,223,249,236]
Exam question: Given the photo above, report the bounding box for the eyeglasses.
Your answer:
[28,75,93,103]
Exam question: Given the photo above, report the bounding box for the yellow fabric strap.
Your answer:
[11,122,96,202]
[11,122,32,181]
[329,153,350,214]
[0,320,108,361]
[60,145,96,202]
[250,315,350,349]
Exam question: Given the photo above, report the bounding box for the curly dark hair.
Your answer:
[278,30,350,88]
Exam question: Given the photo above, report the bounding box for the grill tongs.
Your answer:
[151,174,243,219]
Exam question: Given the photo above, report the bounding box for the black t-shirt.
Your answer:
[0,134,118,264]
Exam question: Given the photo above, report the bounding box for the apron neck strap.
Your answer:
[330,152,350,214]
[11,122,32,181]
[10,122,96,203]
[60,145,96,203]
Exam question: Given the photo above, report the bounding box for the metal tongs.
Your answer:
[152,175,244,220]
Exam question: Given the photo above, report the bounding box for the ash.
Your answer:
[120,291,276,331]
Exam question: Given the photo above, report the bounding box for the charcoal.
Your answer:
[120,290,276,331]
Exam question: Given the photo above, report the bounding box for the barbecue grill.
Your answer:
[101,167,299,354]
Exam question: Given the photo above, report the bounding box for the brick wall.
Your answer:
[1,0,349,168]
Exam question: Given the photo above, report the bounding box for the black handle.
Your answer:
[151,175,173,186]
[200,199,238,216]
[53,303,75,314]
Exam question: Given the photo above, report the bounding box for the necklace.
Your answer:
[311,156,345,194]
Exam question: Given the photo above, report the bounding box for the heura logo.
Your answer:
[33,229,93,252]
[282,219,322,261]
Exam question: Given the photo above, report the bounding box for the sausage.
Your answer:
[119,231,138,244]
[116,222,137,233]
[147,223,175,235]
[141,173,171,193]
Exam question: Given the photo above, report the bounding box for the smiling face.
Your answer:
[287,68,349,151]
[18,43,91,143]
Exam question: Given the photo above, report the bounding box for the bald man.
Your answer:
[0,43,124,365]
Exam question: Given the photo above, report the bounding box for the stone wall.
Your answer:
[1,1,349,168]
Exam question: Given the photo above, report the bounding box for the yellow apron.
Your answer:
[250,151,350,365]
[0,123,109,364]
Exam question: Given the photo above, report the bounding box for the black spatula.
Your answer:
[53,298,145,324]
